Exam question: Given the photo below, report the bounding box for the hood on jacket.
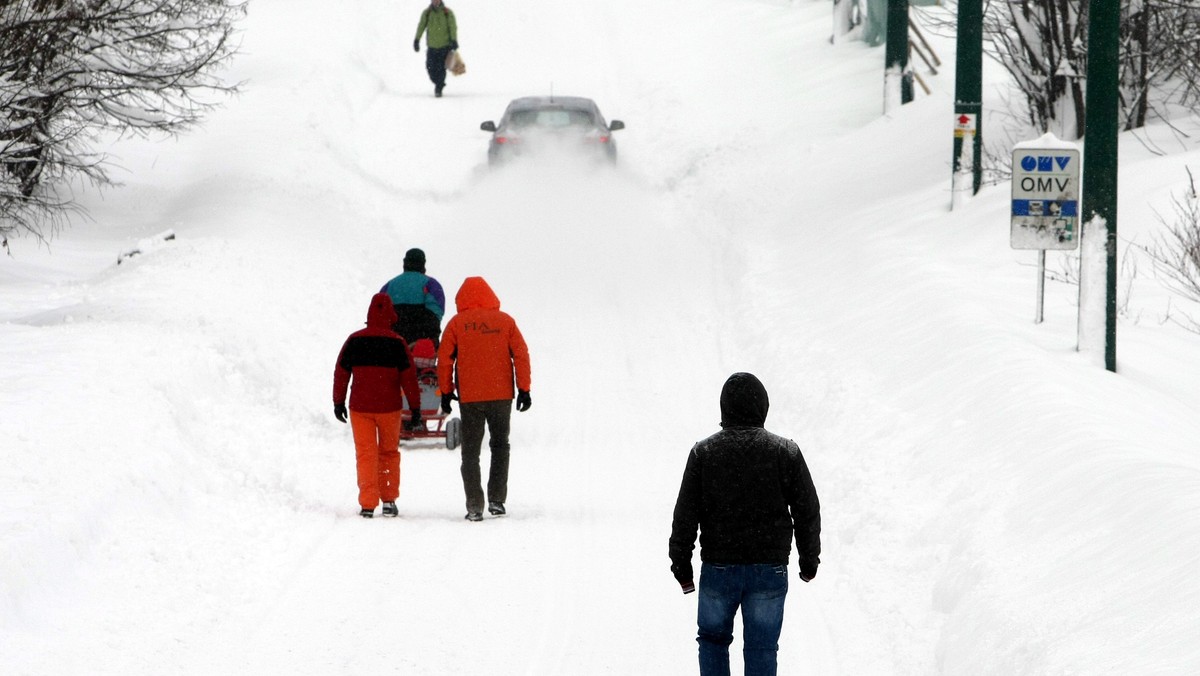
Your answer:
[455,276,501,312]
[366,292,398,328]
[719,372,769,428]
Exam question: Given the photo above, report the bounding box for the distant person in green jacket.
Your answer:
[413,0,458,98]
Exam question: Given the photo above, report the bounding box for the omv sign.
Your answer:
[1017,155,1075,194]
[1011,137,1081,251]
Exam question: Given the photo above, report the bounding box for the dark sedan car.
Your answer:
[481,96,625,166]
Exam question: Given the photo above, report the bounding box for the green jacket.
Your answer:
[415,5,457,49]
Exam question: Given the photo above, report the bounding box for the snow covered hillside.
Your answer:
[3,0,1199,673]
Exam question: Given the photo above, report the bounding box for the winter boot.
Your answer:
[360,508,374,518]
[464,511,483,522]
[382,502,399,517]
[488,502,506,516]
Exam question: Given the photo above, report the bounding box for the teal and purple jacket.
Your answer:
[380,272,445,320]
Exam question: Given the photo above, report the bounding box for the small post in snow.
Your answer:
[1010,135,1081,324]
[831,0,857,44]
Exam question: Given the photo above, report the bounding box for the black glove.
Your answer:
[405,411,423,431]
[449,40,458,50]
[440,393,454,414]
[800,562,818,583]
[671,562,695,594]
[516,390,531,412]
[413,39,420,52]
[334,403,348,423]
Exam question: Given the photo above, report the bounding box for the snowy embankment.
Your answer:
[3,0,1200,674]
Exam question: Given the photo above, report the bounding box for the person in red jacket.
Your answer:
[437,277,531,521]
[333,293,423,518]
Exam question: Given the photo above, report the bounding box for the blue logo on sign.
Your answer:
[1019,155,1072,171]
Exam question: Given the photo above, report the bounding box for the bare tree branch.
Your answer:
[1,0,246,240]
[1139,167,1200,334]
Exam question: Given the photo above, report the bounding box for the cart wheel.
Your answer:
[445,417,461,450]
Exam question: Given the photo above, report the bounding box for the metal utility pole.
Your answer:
[1080,0,1120,372]
[883,0,911,112]
[951,0,982,205]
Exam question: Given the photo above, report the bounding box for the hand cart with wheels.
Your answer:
[401,338,461,450]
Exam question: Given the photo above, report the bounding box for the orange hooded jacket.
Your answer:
[437,277,531,403]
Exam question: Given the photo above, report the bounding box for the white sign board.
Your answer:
[1011,135,1081,250]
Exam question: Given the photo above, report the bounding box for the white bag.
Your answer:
[445,50,466,76]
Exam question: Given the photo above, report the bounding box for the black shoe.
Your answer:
[382,502,399,517]
[465,512,483,522]
[435,84,444,97]
[359,508,374,518]
[488,502,506,516]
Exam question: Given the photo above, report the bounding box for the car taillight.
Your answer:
[496,136,510,144]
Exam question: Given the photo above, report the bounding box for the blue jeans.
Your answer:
[697,562,789,676]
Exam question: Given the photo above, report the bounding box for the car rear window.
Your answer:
[510,109,594,128]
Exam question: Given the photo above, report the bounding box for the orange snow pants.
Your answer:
[349,409,402,510]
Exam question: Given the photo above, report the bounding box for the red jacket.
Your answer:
[333,293,421,413]
[438,277,531,403]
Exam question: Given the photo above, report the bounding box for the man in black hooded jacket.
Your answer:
[669,372,821,676]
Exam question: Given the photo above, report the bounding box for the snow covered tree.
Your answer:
[971,0,1200,141]
[1,0,244,244]
[981,0,1087,139]
[1119,0,1200,131]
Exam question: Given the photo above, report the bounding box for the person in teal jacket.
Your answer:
[380,248,446,347]
[413,0,458,98]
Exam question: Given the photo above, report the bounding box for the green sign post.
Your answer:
[884,0,912,110]
[952,0,982,205]
[1079,0,1120,372]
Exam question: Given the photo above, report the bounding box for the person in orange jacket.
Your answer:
[437,277,531,521]
[333,293,423,518]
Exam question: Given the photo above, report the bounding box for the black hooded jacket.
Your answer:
[669,373,821,581]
